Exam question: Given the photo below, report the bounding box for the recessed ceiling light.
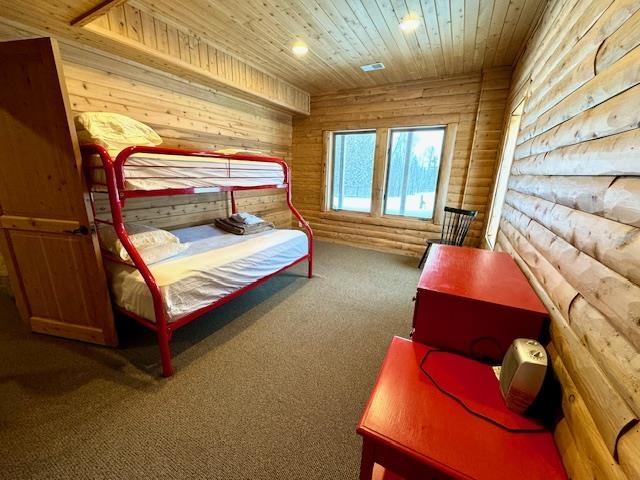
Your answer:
[291,41,309,57]
[399,14,421,32]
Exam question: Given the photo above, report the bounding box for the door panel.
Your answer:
[0,43,87,220]
[0,38,116,346]
[9,230,114,344]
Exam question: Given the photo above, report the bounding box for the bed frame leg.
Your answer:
[157,328,174,377]
[307,256,313,278]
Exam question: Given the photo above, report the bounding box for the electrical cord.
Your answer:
[419,347,547,434]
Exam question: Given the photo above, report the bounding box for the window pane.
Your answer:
[384,128,445,219]
[331,131,376,212]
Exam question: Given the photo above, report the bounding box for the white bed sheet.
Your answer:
[89,153,285,191]
[106,225,308,322]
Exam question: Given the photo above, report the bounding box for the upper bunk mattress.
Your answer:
[89,153,285,191]
[106,225,308,322]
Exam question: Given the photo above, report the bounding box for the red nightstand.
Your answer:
[357,337,566,480]
[413,245,548,362]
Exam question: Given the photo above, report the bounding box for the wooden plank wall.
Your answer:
[0,21,294,281]
[493,0,640,477]
[61,44,294,230]
[291,68,511,256]
[0,1,310,115]
[84,1,310,114]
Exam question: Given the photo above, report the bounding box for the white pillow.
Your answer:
[75,112,162,157]
[98,223,180,262]
[135,242,189,265]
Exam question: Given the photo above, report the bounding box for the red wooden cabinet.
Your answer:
[412,245,548,362]
[357,337,567,480]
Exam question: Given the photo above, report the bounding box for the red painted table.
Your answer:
[357,336,567,480]
[412,245,548,362]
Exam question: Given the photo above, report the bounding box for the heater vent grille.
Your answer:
[361,62,385,72]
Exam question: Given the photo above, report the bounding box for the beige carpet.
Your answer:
[0,241,420,479]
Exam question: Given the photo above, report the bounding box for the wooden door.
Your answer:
[0,38,116,346]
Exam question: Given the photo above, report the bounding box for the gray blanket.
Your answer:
[214,217,275,235]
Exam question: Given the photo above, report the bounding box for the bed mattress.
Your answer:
[89,153,285,191]
[106,224,308,322]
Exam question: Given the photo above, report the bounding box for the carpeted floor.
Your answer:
[0,241,421,479]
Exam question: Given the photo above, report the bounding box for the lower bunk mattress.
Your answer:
[106,225,308,322]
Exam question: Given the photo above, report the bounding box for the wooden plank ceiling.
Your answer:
[0,0,545,97]
[134,0,545,93]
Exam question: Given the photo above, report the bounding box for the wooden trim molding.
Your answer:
[433,123,458,225]
[70,0,127,27]
[0,215,81,233]
[30,316,113,345]
[321,131,332,212]
[371,128,389,217]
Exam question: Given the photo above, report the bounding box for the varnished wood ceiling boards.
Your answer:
[0,1,544,96]
[133,0,545,92]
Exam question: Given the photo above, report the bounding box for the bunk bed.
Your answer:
[82,144,313,377]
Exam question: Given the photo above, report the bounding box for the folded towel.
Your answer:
[230,212,263,225]
[215,217,275,235]
[224,216,263,228]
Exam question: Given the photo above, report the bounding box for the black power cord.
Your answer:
[419,348,547,434]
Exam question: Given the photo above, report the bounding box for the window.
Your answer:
[485,100,524,248]
[384,127,445,219]
[331,130,376,212]
[325,125,453,221]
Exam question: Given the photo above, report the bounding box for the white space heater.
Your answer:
[499,339,548,413]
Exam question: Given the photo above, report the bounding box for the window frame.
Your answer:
[328,129,377,214]
[484,100,525,249]
[381,125,447,221]
[322,123,457,227]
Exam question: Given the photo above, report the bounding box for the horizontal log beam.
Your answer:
[508,175,640,228]
[501,204,640,349]
[505,190,640,286]
[516,83,640,159]
[548,344,628,479]
[511,129,640,176]
[519,45,640,144]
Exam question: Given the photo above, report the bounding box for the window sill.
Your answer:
[320,210,441,232]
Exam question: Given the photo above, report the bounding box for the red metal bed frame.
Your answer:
[81,144,313,377]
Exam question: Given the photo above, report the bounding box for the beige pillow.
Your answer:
[75,112,162,157]
[98,223,180,263]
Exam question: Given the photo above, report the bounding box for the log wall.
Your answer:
[495,0,640,476]
[291,68,511,256]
